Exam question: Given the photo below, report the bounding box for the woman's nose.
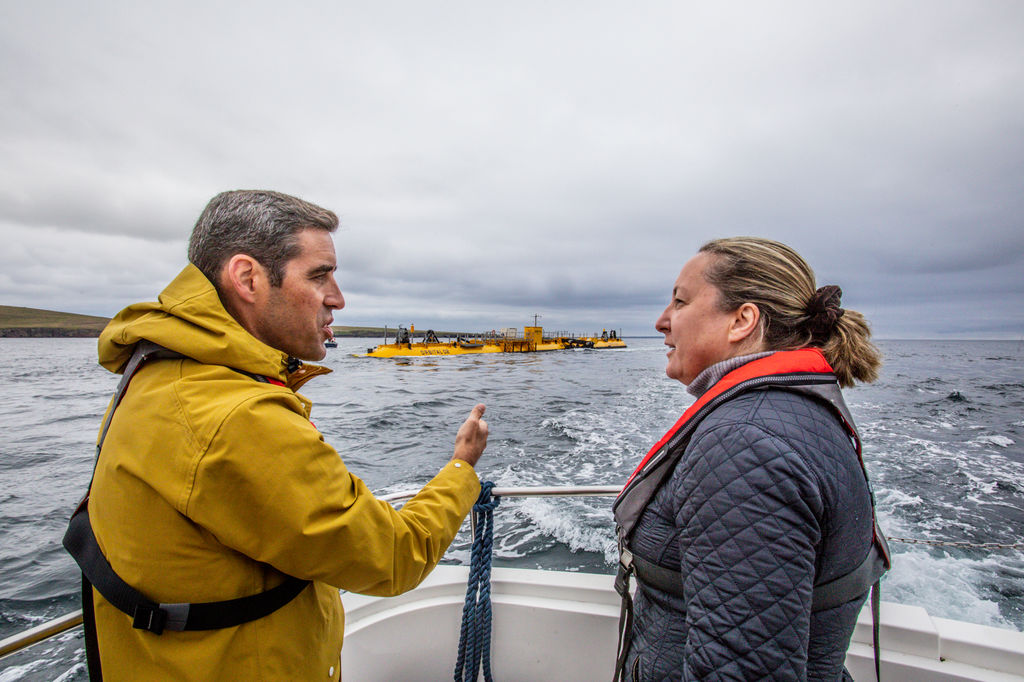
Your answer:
[655,307,670,333]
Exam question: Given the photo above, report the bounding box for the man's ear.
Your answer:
[221,254,264,304]
[728,302,761,345]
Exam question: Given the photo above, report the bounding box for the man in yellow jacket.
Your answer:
[81,190,488,680]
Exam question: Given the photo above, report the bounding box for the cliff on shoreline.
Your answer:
[0,305,109,338]
[1,326,103,338]
[0,306,408,339]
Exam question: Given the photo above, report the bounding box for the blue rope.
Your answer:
[454,481,500,682]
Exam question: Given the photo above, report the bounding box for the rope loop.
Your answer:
[454,481,501,682]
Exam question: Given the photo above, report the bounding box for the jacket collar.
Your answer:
[625,348,835,488]
[98,264,331,386]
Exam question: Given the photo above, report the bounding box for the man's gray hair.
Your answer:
[188,190,338,288]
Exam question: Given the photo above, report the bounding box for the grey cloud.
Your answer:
[1,1,1023,337]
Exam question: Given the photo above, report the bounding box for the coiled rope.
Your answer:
[454,481,501,682]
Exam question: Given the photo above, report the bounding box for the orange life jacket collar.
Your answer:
[624,348,835,488]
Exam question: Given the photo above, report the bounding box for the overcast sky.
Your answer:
[2,2,1022,338]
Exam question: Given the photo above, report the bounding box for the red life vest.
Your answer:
[610,349,891,681]
[622,348,837,489]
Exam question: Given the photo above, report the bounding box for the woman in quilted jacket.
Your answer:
[615,237,884,681]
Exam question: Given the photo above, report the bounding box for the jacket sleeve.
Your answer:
[181,389,480,596]
[671,418,823,680]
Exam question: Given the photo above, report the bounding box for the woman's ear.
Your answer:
[728,302,762,346]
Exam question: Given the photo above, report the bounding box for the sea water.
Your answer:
[1,337,1022,680]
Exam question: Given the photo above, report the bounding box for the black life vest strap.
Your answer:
[812,517,889,611]
[80,570,103,681]
[871,578,882,682]
[92,341,187,472]
[64,340,311,640]
[626,540,886,612]
[64,506,310,634]
[613,545,887,682]
[624,551,677,598]
[611,552,635,682]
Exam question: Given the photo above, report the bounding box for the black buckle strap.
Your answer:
[630,551,685,598]
[612,551,635,682]
[131,602,190,634]
[132,603,167,635]
[614,549,633,597]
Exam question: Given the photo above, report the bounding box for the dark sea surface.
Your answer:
[1,337,1022,680]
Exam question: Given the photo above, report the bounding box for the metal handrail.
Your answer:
[9,484,1019,662]
[0,485,621,660]
[379,484,621,503]
[0,610,83,659]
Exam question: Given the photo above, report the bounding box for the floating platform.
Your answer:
[362,325,625,357]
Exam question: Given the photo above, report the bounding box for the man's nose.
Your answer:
[327,278,345,310]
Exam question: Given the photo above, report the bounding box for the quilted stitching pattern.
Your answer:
[626,389,873,681]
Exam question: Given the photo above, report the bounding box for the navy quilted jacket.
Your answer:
[625,388,873,681]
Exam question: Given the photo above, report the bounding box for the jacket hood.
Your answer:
[98,264,319,383]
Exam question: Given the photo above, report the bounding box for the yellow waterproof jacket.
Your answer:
[88,264,480,681]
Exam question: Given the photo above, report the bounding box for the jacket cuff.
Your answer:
[438,459,481,508]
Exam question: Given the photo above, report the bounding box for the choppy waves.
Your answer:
[851,340,1024,631]
[1,337,1022,679]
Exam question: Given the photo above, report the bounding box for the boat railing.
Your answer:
[383,484,622,536]
[0,610,83,660]
[0,485,621,661]
[4,482,1021,661]
[379,484,621,504]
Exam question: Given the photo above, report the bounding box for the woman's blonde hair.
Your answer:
[699,237,881,387]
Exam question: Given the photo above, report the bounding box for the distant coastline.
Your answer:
[0,326,104,338]
[1,306,639,340]
[0,305,109,338]
[0,305,450,339]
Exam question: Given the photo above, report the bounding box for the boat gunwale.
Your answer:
[7,484,1024,682]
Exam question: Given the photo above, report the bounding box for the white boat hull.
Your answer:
[342,565,1024,681]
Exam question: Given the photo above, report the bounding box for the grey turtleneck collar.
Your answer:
[685,351,777,398]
